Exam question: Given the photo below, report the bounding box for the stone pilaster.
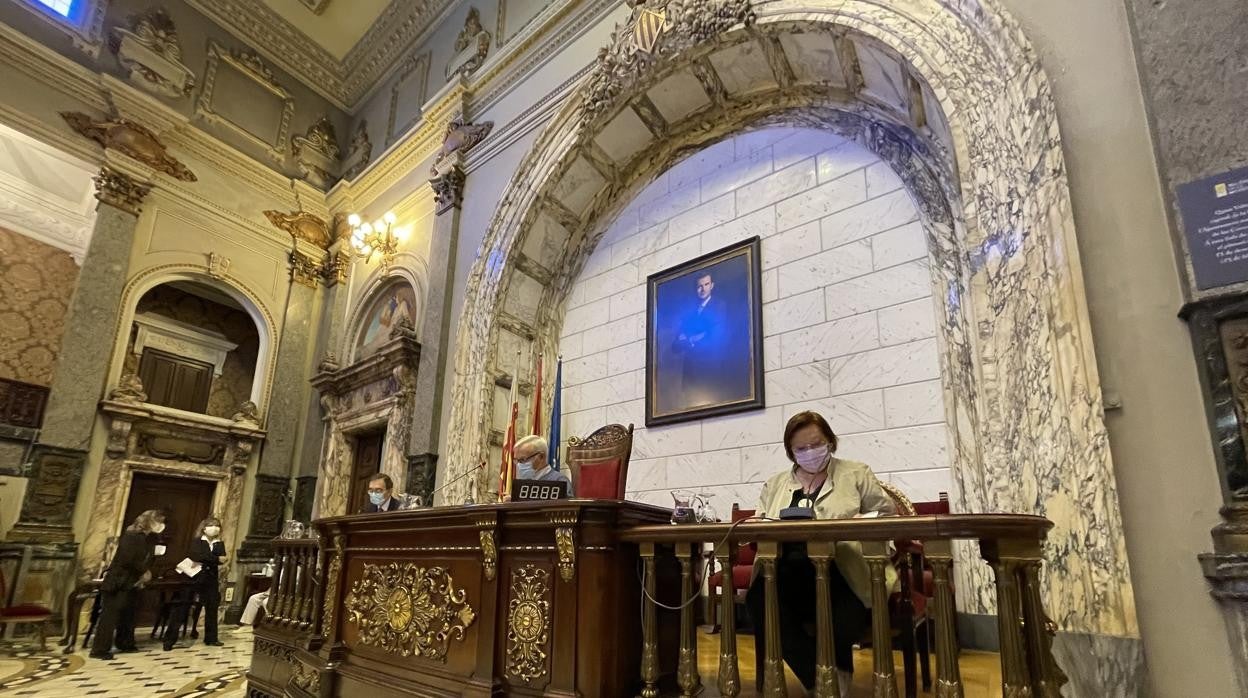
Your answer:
[10,167,150,544]
[294,240,352,481]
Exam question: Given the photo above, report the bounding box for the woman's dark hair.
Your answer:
[782,411,839,462]
[370,473,394,490]
[126,509,166,533]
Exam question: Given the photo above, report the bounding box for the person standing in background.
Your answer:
[164,516,227,650]
[90,510,165,660]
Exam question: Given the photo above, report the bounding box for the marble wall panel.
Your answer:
[645,69,711,123]
[700,208,777,252]
[878,297,938,346]
[668,194,736,243]
[779,313,881,366]
[760,220,821,270]
[821,188,920,249]
[824,260,932,320]
[828,338,941,393]
[871,221,926,269]
[594,108,655,164]
[775,239,874,297]
[737,158,819,214]
[778,31,848,88]
[775,169,867,229]
[707,40,778,96]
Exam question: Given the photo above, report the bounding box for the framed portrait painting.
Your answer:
[645,236,765,426]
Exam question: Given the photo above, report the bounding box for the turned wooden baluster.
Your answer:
[756,541,786,698]
[809,541,841,698]
[715,544,741,697]
[981,540,1032,695]
[1017,544,1068,698]
[677,543,701,696]
[925,539,964,698]
[638,542,659,698]
[297,547,312,627]
[271,549,289,622]
[863,541,900,698]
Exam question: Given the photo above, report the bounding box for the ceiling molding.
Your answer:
[184,0,459,110]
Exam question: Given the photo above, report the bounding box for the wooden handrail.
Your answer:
[618,513,1053,544]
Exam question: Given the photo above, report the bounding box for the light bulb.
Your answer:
[348,213,361,227]
[360,222,373,235]
[383,211,397,225]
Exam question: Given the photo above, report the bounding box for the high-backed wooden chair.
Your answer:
[566,423,634,499]
[0,567,52,650]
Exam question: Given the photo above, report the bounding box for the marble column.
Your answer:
[408,157,466,501]
[7,167,150,544]
[241,247,319,554]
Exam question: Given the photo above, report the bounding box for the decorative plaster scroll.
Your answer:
[207,252,232,279]
[93,167,151,215]
[292,116,340,188]
[341,122,373,181]
[196,41,295,161]
[109,8,195,98]
[431,119,494,175]
[132,312,239,377]
[263,210,331,248]
[297,0,332,14]
[62,112,197,181]
[446,8,492,79]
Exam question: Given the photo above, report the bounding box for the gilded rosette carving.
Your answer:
[505,565,551,683]
[555,526,575,582]
[479,529,497,581]
[344,563,476,660]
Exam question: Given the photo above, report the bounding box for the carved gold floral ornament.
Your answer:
[506,565,551,682]
[344,563,476,660]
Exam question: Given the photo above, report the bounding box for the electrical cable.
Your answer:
[635,515,775,612]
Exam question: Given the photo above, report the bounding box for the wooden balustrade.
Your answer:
[264,538,322,631]
[618,514,1065,698]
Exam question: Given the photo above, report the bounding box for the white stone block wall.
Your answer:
[557,127,953,513]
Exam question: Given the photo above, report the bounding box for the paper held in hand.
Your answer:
[176,557,203,577]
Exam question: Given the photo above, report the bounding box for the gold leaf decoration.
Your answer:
[343,563,476,660]
[506,565,551,683]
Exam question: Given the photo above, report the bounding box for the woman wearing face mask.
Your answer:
[90,509,166,660]
[744,411,896,697]
[164,516,227,650]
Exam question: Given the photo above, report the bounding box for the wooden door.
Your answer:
[122,473,217,625]
[348,431,385,514]
[138,348,214,413]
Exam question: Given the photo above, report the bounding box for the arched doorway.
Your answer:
[444,0,1138,682]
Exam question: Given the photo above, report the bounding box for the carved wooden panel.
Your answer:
[0,377,49,429]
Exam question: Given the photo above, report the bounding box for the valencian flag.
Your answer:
[498,351,521,500]
[547,356,563,471]
[531,352,543,436]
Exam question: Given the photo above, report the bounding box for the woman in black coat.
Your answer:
[90,509,165,660]
[164,515,227,650]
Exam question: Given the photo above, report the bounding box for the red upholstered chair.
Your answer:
[0,567,52,650]
[879,483,953,698]
[567,423,634,499]
[705,503,755,634]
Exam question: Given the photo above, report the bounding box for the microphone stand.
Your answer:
[426,461,487,506]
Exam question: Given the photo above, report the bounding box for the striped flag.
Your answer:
[547,356,563,471]
[531,352,543,436]
[498,351,521,500]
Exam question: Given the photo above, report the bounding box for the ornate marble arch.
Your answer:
[445,0,1140,687]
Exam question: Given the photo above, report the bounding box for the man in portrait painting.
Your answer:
[671,272,730,406]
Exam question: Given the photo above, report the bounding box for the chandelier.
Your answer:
[347,211,402,268]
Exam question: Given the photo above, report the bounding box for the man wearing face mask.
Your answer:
[745,411,895,698]
[362,474,403,512]
[91,509,166,660]
[513,435,572,496]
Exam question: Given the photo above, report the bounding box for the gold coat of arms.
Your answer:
[632,7,668,54]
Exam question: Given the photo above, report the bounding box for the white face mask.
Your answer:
[204,526,220,537]
[793,445,829,473]
[152,522,166,534]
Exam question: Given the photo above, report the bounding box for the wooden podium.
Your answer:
[248,500,677,698]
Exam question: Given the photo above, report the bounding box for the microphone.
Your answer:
[427,461,487,504]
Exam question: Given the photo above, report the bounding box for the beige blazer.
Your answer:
[754,457,898,607]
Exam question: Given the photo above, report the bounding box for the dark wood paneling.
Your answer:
[139,348,213,413]
[122,472,216,624]
[0,376,49,428]
[348,431,385,514]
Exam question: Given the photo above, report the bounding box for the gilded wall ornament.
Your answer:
[446,7,491,78]
[110,8,196,98]
[506,565,551,683]
[323,251,351,286]
[581,0,755,120]
[555,527,575,582]
[64,112,197,181]
[479,529,497,581]
[344,563,476,660]
[290,249,322,288]
[207,252,232,279]
[264,210,331,248]
[93,167,152,215]
[430,167,467,214]
[322,536,343,636]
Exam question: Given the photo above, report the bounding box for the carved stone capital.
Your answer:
[430,165,466,214]
[323,250,352,285]
[290,249,322,288]
[93,167,152,215]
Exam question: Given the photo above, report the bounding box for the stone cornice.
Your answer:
[184,0,459,110]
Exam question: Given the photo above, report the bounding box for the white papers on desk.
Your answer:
[176,558,202,577]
